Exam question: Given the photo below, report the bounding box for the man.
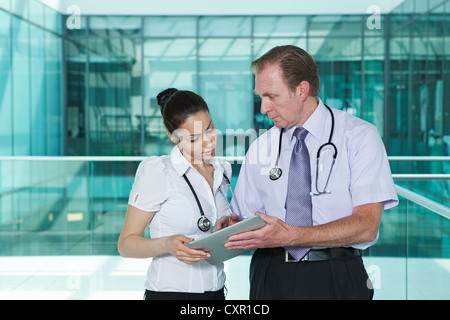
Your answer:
[218,45,398,300]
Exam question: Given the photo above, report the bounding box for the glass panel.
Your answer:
[365,189,450,300]
[308,15,362,37]
[89,16,142,37]
[199,16,251,37]
[66,38,88,156]
[87,37,142,156]
[29,0,44,27]
[363,36,385,135]
[30,24,46,155]
[406,199,450,299]
[444,1,450,158]
[0,10,12,156]
[44,2,62,34]
[310,37,362,117]
[10,0,28,19]
[45,31,64,155]
[143,38,197,155]
[253,38,307,59]
[198,38,253,157]
[364,194,407,299]
[253,16,307,37]
[11,16,31,155]
[0,0,10,11]
[0,159,138,255]
[144,16,196,37]
[415,0,429,14]
[0,160,90,255]
[1,158,449,300]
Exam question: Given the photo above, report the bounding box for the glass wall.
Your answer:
[0,0,449,300]
[388,0,450,205]
[65,14,392,158]
[1,158,448,300]
[0,0,64,157]
[0,1,65,235]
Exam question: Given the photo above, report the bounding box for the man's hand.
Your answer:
[224,212,294,250]
[224,202,384,250]
[215,212,242,231]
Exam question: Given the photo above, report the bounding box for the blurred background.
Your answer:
[0,0,449,299]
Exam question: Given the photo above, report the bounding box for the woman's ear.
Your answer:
[167,131,180,144]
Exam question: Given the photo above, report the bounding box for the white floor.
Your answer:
[0,255,449,300]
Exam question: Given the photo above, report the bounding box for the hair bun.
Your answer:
[157,88,178,111]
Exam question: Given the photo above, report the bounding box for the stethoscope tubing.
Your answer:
[269,104,337,196]
[183,173,233,232]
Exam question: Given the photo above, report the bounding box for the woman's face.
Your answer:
[169,110,217,164]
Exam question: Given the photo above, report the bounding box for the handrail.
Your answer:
[388,156,450,161]
[1,157,448,219]
[0,156,448,180]
[0,156,449,162]
[392,174,450,180]
[395,185,450,220]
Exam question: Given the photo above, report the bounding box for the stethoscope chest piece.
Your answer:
[197,216,211,232]
[269,167,282,181]
[184,172,231,232]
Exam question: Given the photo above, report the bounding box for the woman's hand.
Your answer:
[164,235,210,264]
[215,212,242,231]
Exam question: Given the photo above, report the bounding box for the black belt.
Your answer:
[283,247,362,262]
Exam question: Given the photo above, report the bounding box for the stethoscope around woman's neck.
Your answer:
[182,172,232,232]
[269,104,338,196]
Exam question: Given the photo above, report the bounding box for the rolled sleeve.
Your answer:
[232,152,265,218]
[348,125,398,210]
[128,157,169,212]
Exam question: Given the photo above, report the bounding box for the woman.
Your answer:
[118,88,232,300]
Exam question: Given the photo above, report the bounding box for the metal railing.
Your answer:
[395,185,450,220]
[1,156,449,180]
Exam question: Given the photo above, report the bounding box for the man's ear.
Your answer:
[296,81,310,101]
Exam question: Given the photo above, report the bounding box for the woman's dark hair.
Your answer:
[156,88,210,133]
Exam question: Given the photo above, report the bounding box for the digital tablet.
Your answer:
[187,215,266,265]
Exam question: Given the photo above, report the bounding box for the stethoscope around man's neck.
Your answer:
[269,104,338,196]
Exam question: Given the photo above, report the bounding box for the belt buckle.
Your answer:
[285,250,295,262]
[285,250,310,262]
[285,250,307,262]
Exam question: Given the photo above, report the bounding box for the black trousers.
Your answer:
[250,248,374,300]
[144,288,225,300]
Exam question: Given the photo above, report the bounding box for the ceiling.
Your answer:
[38,0,405,16]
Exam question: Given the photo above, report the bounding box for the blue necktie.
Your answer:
[284,127,312,261]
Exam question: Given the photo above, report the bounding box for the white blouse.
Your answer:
[128,146,232,293]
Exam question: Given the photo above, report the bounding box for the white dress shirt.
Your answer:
[128,146,232,293]
[232,98,398,249]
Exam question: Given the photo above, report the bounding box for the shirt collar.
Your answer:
[285,97,328,143]
[170,145,191,176]
[170,145,224,177]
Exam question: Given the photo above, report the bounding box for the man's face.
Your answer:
[254,63,305,129]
